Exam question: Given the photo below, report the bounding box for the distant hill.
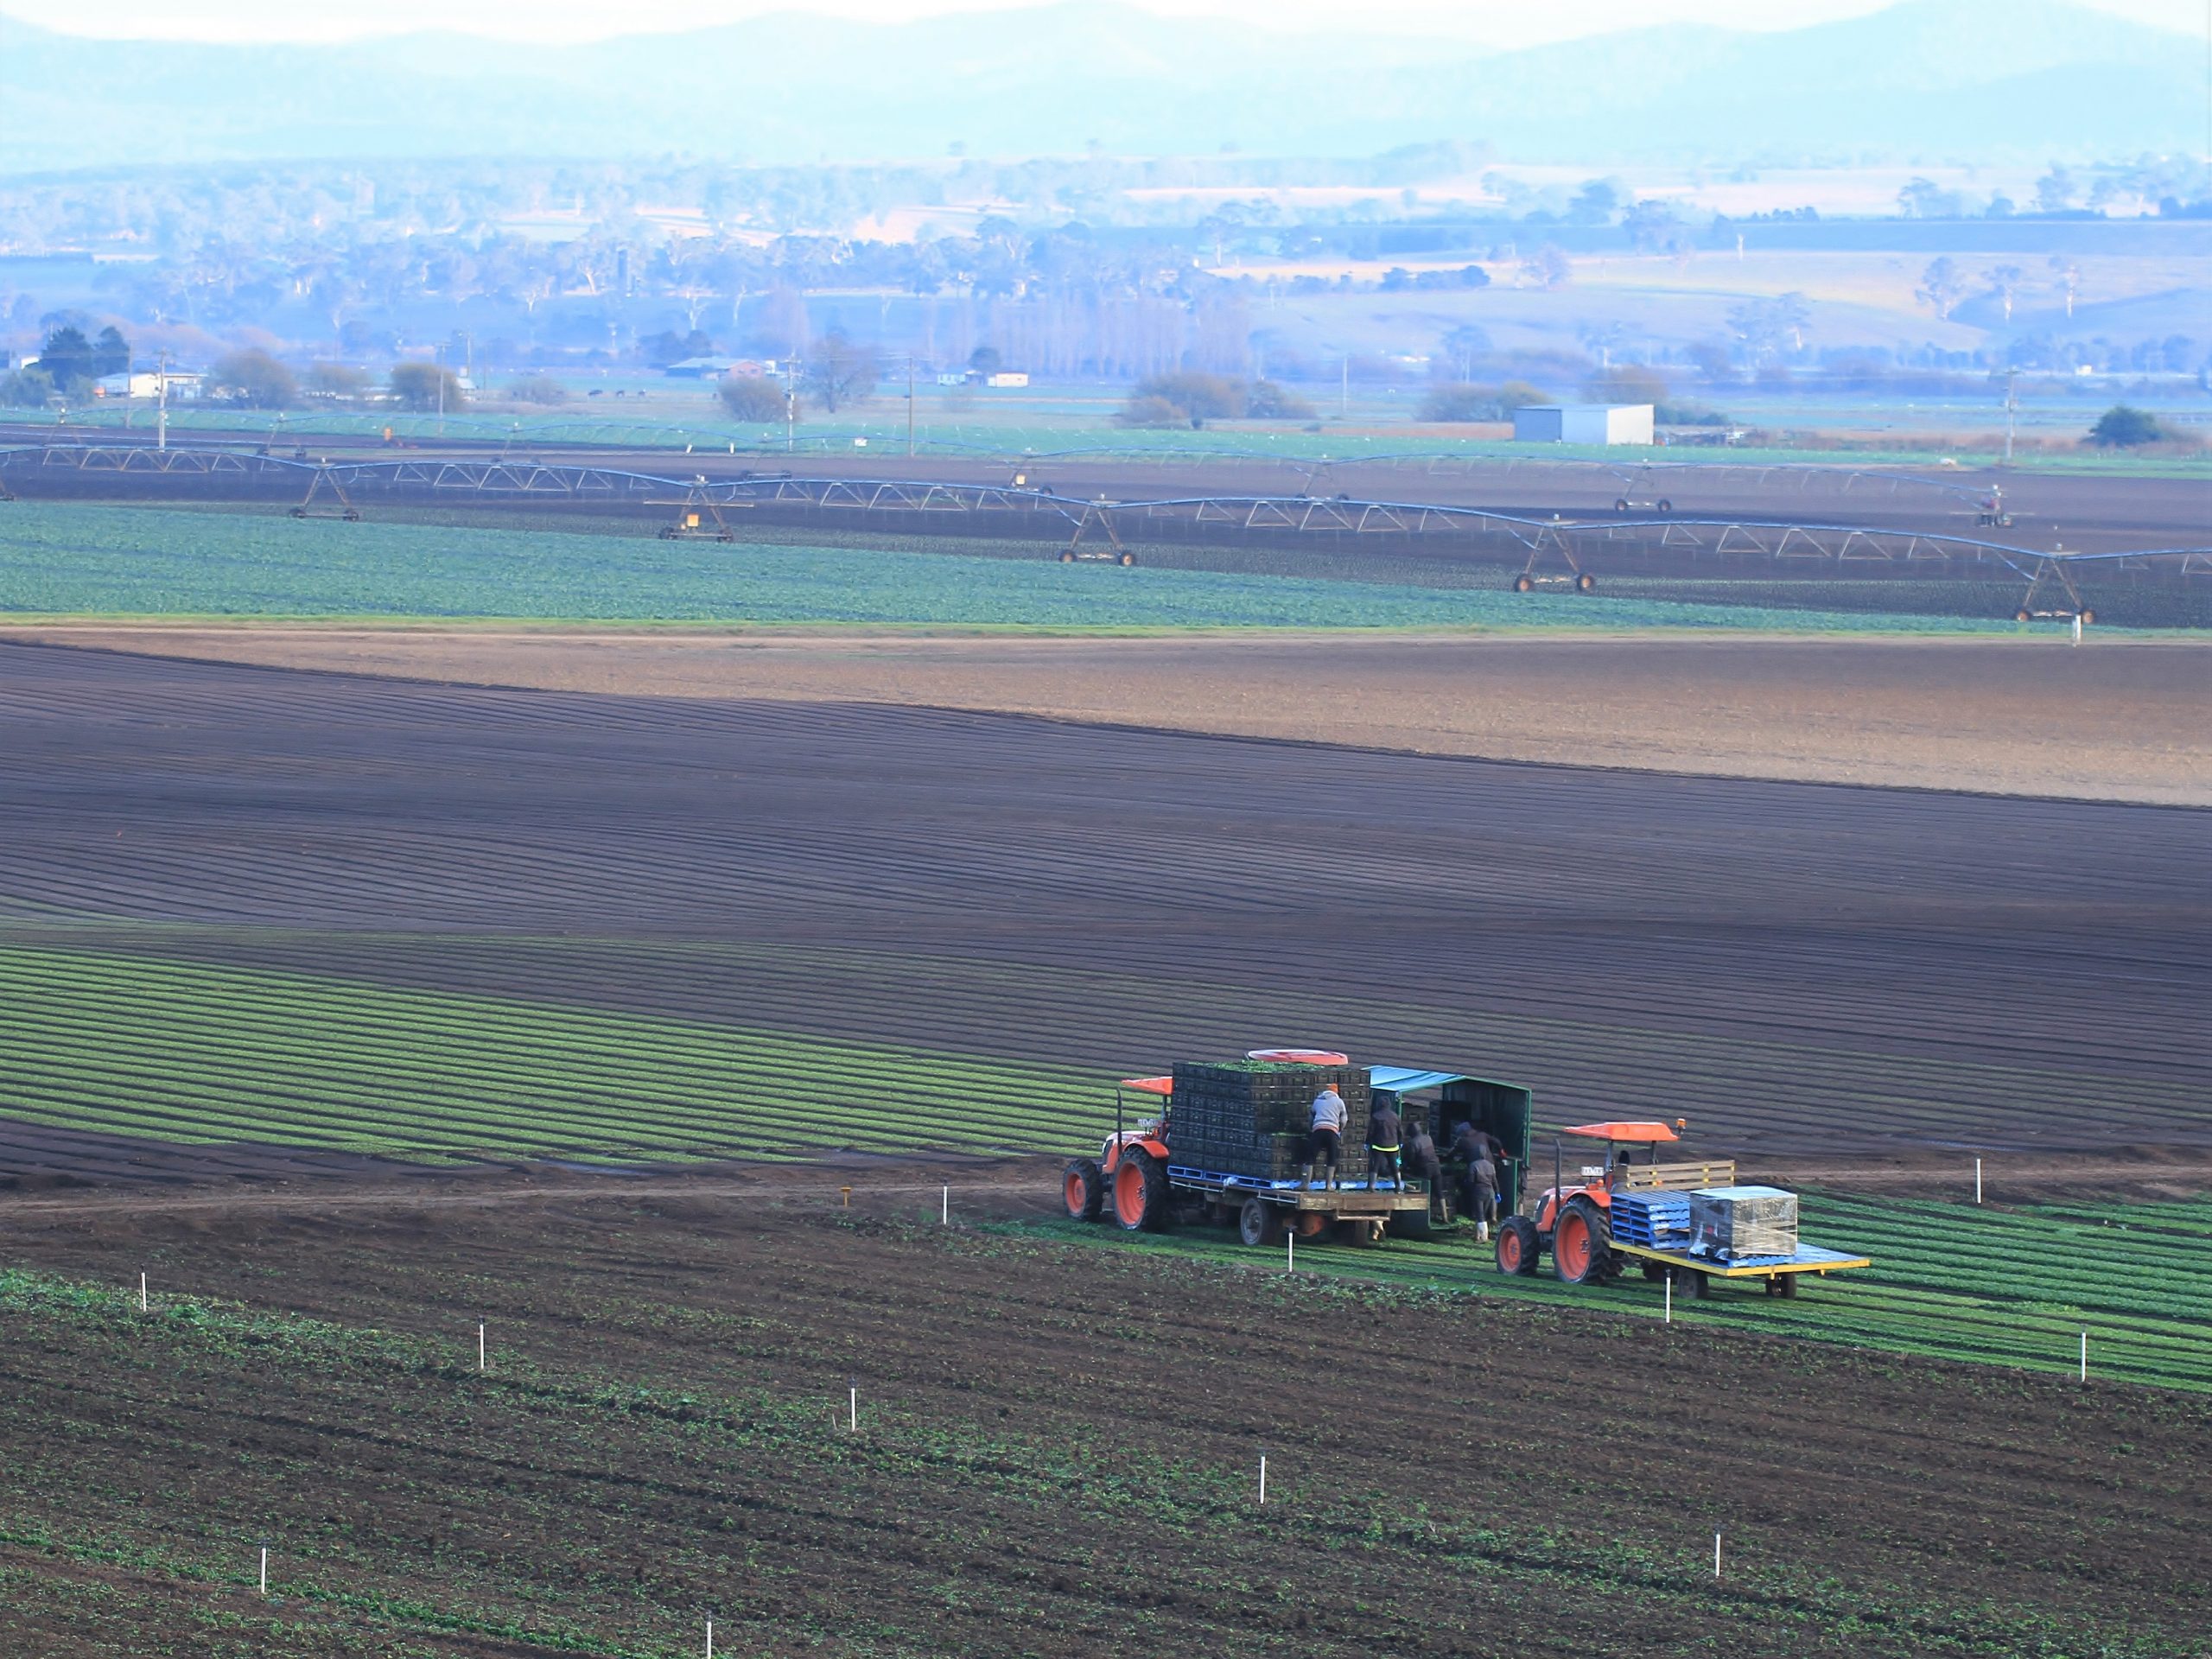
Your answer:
[0,0,2198,172]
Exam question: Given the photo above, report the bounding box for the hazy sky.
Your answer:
[0,0,2200,44]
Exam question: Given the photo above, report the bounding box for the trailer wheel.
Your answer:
[1613,498,1630,513]
[1765,1273,1799,1299]
[1386,1208,1433,1239]
[1553,1197,1611,1285]
[1238,1197,1285,1247]
[1496,1215,1540,1275]
[1656,499,1673,514]
[1062,1158,1104,1223]
[1112,1147,1168,1231]
[1641,1260,1668,1281]
[1512,574,1535,594]
[1682,1267,1713,1300]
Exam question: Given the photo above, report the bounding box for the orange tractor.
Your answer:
[1495,1120,1869,1298]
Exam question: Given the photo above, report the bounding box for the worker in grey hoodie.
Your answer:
[1303,1084,1346,1190]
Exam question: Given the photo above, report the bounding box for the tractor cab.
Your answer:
[1524,1120,1687,1230]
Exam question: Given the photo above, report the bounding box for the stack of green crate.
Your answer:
[1167,1059,1369,1183]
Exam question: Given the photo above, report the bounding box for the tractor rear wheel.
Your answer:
[1496,1215,1540,1275]
[1553,1197,1611,1285]
[1238,1197,1285,1247]
[1112,1147,1168,1231]
[1062,1158,1104,1223]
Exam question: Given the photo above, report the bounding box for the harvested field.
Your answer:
[0,639,2205,1178]
[21,624,2209,804]
[0,1182,2206,1656]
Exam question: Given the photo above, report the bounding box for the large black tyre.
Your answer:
[1512,574,1535,594]
[1062,1158,1104,1222]
[1238,1196,1285,1248]
[1059,550,1076,564]
[1117,551,1135,568]
[1553,1196,1612,1285]
[1613,498,1631,513]
[1656,498,1673,514]
[1112,1147,1169,1232]
[1575,572,1598,594]
[1496,1215,1541,1275]
[1386,1207,1433,1240]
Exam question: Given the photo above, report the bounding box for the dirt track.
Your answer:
[12,625,2211,804]
[1,639,2205,1173]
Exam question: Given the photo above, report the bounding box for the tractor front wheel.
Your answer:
[1112,1147,1169,1231]
[1553,1198,1611,1285]
[1238,1197,1285,1248]
[1496,1215,1541,1275]
[1062,1158,1104,1223]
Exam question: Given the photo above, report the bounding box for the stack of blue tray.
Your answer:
[1610,1191,1692,1248]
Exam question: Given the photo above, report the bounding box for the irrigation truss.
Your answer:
[3,442,2206,603]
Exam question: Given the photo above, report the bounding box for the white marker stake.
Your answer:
[706,1618,714,1657]
[942,1185,949,1225]
[140,1272,147,1312]
[1258,1455,1267,1505]
[1975,1159,1982,1205]
[1713,1532,1722,1580]
[260,1546,269,1597]
[849,1384,858,1433]
[2072,613,2083,646]
[1664,1274,1672,1325]
[1286,1230,1294,1274]
[2081,1331,2088,1382]
[479,1322,486,1374]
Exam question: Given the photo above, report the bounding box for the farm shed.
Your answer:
[1514,404,1655,445]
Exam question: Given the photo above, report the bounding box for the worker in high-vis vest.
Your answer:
[1366,1098,1402,1190]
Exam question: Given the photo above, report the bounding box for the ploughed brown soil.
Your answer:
[0,1173,2204,1656]
[13,625,2209,804]
[0,639,2205,1177]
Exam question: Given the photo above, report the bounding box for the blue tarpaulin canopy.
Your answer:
[1367,1066,1469,1095]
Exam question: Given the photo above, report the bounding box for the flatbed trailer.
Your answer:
[1610,1240,1872,1299]
[1165,1164,1431,1244]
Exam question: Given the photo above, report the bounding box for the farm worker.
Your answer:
[1303,1084,1347,1191]
[1405,1121,1445,1220]
[1467,1155,1498,1243]
[1366,1099,1402,1191]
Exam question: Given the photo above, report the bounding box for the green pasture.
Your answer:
[0,500,2054,632]
[1024,1194,2212,1394]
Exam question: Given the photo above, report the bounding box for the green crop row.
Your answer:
[1017,1189,2212,1393]
[0,500,2079,632]
[0,946,1113,1161]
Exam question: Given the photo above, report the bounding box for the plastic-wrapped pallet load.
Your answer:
[1688,1185,1798,1261]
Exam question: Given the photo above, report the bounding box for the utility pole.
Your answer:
[2003,366,2018,465]
[906,354,916,457]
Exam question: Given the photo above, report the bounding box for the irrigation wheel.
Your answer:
[1512,574,1535,594]
[1063,1158,1104,1223]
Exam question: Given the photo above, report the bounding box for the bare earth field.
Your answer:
[10,626,2210,804]
[2,638,2204,1173]
[0,1175,2205,1657]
